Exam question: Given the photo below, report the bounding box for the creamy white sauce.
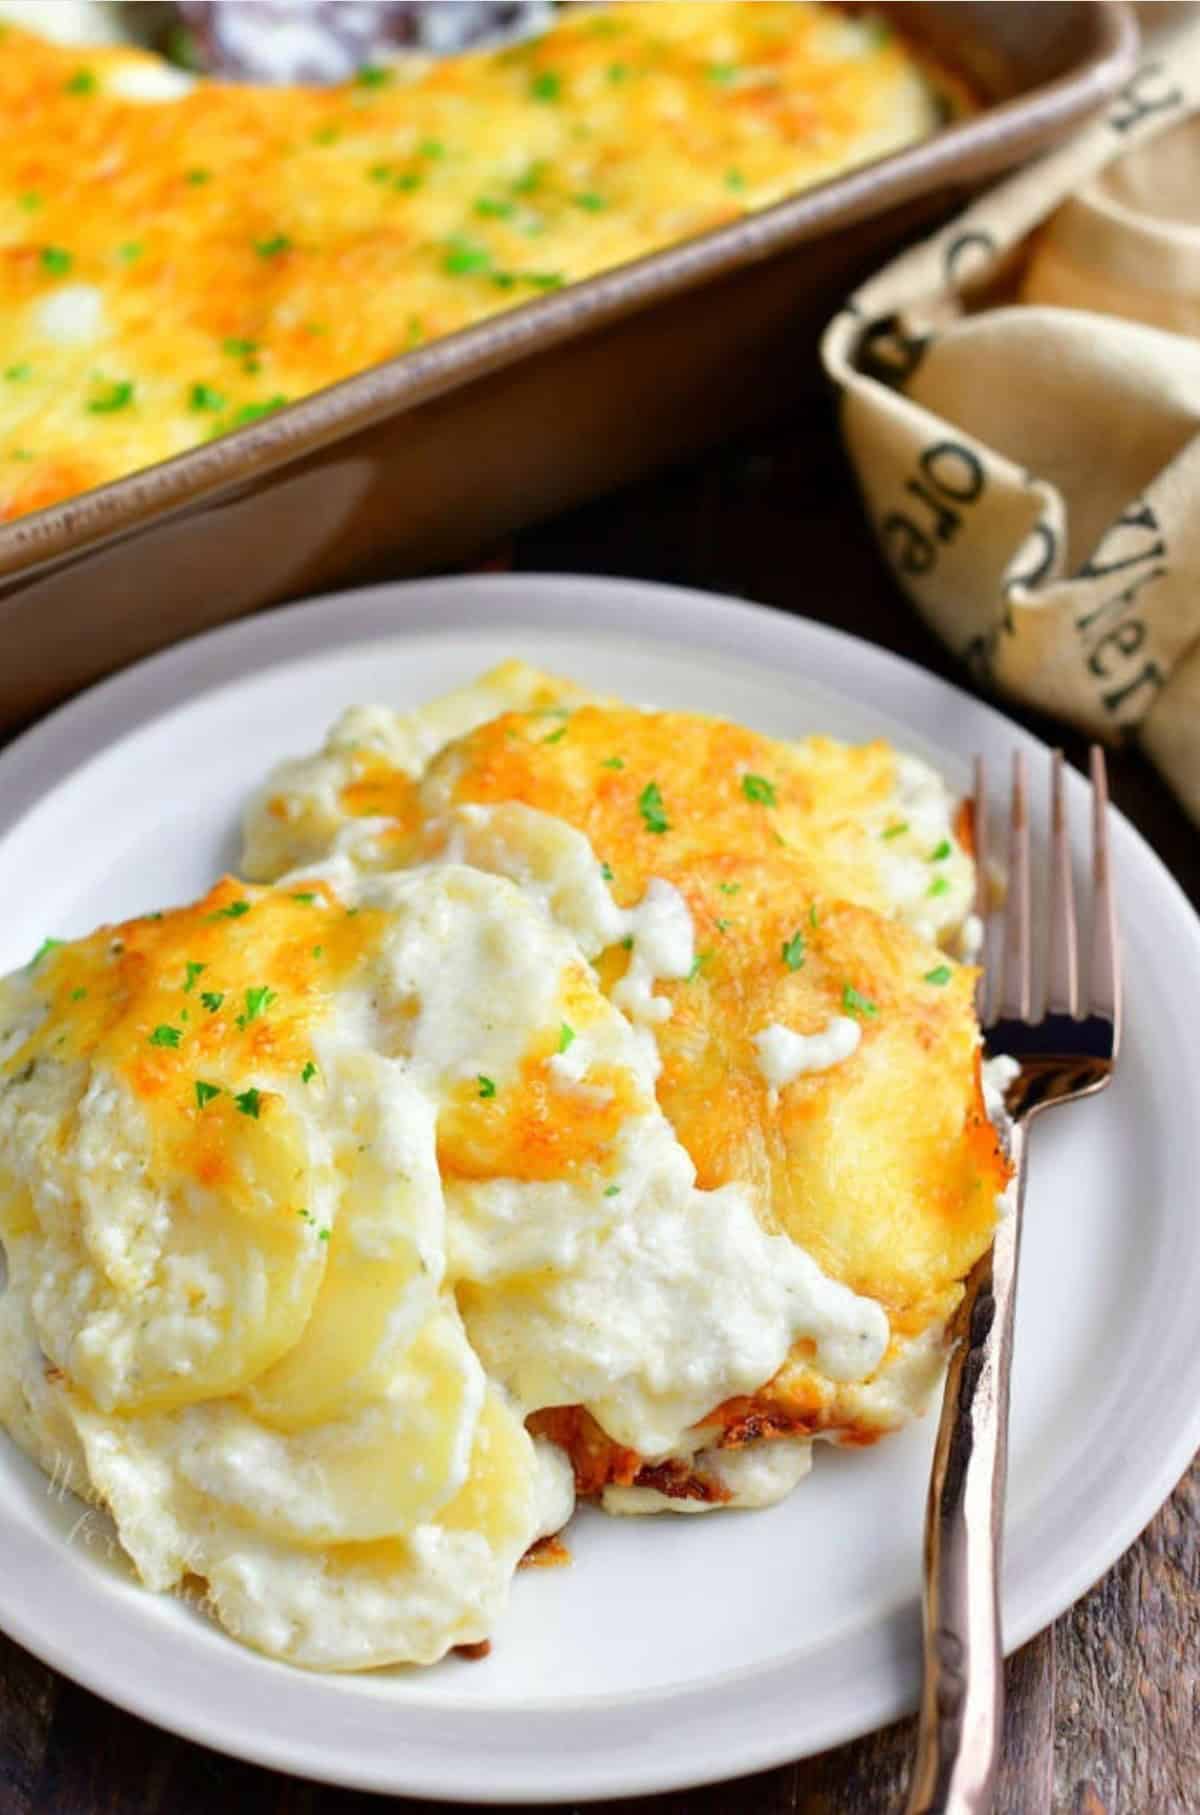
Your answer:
[30,284,107,346]
[874,753,975,949]
[105,60,196,103]
[753,1015,861,1090]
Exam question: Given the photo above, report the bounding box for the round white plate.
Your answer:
[0,574,1196,1804]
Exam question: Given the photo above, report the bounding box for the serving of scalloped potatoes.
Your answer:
[0,663,1009,1667]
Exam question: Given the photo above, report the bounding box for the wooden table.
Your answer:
[2,402,1197,1814]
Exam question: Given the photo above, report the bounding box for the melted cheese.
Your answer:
[0,4,960,519]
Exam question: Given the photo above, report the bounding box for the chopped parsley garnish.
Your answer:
[393,170,421,192]
[715,918,732,934]
[930,840,952,861]
[881,821,909,839]
[87,381,134,414]
[477,1075,497,1099]
[234,1087,261,1118]
[475,196,516,220]
[40,247,72,276]
[600,861,614,882]
[601,756,625,770]
[604,1185,620,1196]
[525,271,563,289]
[254,234,293,258]
[620,934,634,951]
[558,1022,576,1053]
[301,1060,317,1084]
[317,1227,331,1242]
[418,137,445,160]
[741,773,777,807]
[223,336,259,363]
[290,892,317,904]
[149,1024,182,1048]
[781,930,806,971]
[512,161,545,195]
[924,965,953,986]
[183,961,206,992]
[65,69,96,94]
[29,937,62,969]
[356,63,391,88]
[809,903,820,927]
[18,191,41,211]
[311,945,324,959]
[231,397,288,426]
[706,62,738,84]
[688,951,712,981]
[4,363,31,381]
[928,877,951,898]
[312,124,340,145]
[542,724,568,745]
[194,1080,220,1109]
[530,70,562,102]
[189,382,225,412]
[443,237,492,276]
[70,987,87,1002]
[842,985,879,1019]
[185,168,211,185]
[725,168,746,190]
[200,991,225,1013]
[717,881,741,896]
[607,61,628,83]
[236,985,277,1028]
[572,191,607,211]
[117,241,143,264]
[638,780,669,835]
[209,899,250,920]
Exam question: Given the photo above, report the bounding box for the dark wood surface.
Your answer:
[1,403,1197,1814]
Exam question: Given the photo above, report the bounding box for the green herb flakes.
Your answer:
[718,881,741,896]
[444,237,492,276]
[601,756,625,770]
[475,196,516,220]
[254,234,293,258]
[194,1080,221,1109]
[530,70,562,102]
[781,931,805,971]
[4,363,30,381]
[604,1185,621,1196]
[301,1060,317,1084]
[65,69,96,94]
[741,773,777,807]
[930,840,952,861]
[29,937,62,969]
[542,724,568,745]
[117,241,143,264]
[290,892,317,905]
[356,64,391,88]
[236,985,277,1028]
[924,965,953,986]
[87,381,134,414]
[638,780,669,835]
[477,1075,497,1099]
[725,168,746,190]
[200,991,224,1013]
[928,877,951,898]
[149,1025,182,1049]
[842,985,879,1019]
[185,167,211,185]
[209,899,250,920]
[572,191,607,211]
[234,1087,261,1118]
[600,861,614,882]
[70,987,87,1002]
[183,961,206,992]
[40,247,72,277]
[881,821,908,840]
[189,382,225,412]
[558,1022,576,1053]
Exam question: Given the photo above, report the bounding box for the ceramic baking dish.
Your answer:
[0,1,1138,729]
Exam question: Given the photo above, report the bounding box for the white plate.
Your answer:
[0,574,1196,1804]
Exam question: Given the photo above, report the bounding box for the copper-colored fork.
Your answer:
[904,748,1121,1815]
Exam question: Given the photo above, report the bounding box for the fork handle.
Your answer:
[904,1127,1028,1815]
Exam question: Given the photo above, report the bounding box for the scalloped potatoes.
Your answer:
[0,665,1008,1665]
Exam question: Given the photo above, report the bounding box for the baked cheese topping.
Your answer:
[0,3,959,519]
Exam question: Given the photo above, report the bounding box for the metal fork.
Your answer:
[904,747,1121,1815]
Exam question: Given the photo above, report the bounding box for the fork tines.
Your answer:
[974,746,1120,1056]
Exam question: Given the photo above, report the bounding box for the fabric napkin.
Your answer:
[821,20,1200,824]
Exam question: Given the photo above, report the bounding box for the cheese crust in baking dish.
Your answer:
[0,3,962,520]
